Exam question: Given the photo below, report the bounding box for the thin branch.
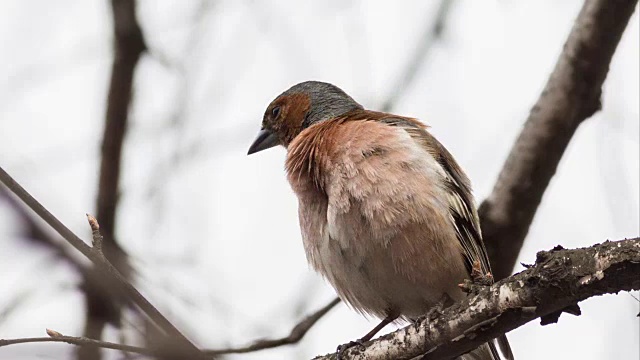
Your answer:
[87,214,104,255]
[0,330,155,357]
[313,237,640,360]
[0,180,128,357]
[479,0,640,280]
[3,238,637,358]
[0,166,205,358]
[380,0,454,112]
[0,186,83,268]
[206,297,341,355]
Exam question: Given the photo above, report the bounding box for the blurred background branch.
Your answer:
[380,0,453,112]
[0,167,204,358]
[80,0,147,359]
[0,1,637,359]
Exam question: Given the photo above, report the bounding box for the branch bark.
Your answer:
[2,238,637,359]
[479,0,639,280]
[312,237,640,360]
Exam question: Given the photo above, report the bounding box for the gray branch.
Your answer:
[312,237,640,360]
[479,0,640,280]
[3,238,637,359]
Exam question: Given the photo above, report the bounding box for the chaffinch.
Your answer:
[249,81,513,360]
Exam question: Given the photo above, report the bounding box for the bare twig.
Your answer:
[479,0,640,280]
[0,166,204,358]
[206,297,341,355]
[2,238,637,359]
[0,186,127,355]
[313,237,640,360]
[87,214,103,255]
[0,187,84,269]
[381,0,454,112]
[0,329,156,357]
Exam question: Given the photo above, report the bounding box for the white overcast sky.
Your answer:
[0,1,638,359]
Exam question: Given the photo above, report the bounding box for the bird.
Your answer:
[248,81,513,360]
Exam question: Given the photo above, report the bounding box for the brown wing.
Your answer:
[376,116,492,276]
[378,116,513,360]
[324,112,511,360]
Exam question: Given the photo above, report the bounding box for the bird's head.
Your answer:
[248,81,363,154]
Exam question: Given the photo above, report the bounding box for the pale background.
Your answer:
[0,1,638,359]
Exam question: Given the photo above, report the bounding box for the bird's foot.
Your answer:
[434,293,454,312]
[469,259,494,285]
[412,294,454,327]
[336,339,365,360]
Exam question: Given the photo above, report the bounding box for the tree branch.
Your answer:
[479,0,640,280]
[98,0,145,245]
[82,0,146,357]
[2,238,637,359]
[203,0,638,354]
[0,166,205,358]
[281,0,639,348]
[206,297,341,355]
[312,237,640,360]
[0,330,156,357]
[0,186,83,269]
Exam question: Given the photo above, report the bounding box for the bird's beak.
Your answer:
[248,128,279,155]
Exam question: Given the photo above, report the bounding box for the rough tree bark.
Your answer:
[479,0,640,280]
[1,237,637,359]
[312,238,640,360]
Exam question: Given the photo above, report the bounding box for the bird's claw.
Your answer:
[336,339,365,360]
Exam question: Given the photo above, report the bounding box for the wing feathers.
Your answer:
[376,116,493,276]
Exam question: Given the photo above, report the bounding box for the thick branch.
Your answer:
[2,238,637,359]
[313,237,640,360]
[479,0,639,280]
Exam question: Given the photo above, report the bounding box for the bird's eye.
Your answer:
[272,106,281,118]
